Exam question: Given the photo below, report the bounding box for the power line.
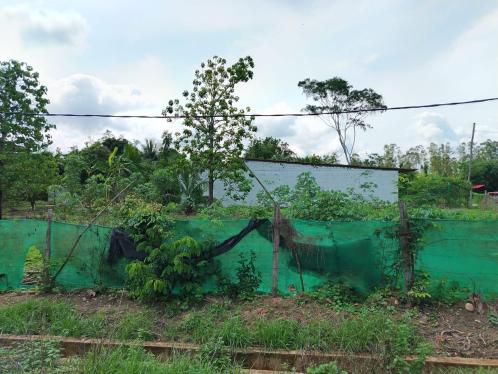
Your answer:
[0,97,497,120]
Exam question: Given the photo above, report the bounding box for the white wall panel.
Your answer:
[212,160,399,205]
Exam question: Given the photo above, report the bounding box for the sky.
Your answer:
[1,0,497,161]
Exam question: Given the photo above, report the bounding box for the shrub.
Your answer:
[307,281,359,310]
[217,251,262,300]
[307,361,348,374]
[430,278,464,305]
[126,236,218,302]
[404,174,470,208]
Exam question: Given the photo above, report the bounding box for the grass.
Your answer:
[78,346,238,374]
[0,298,428,354]
[0,343,240,373]
[3,297,498,373]
[165,305,429,373]
[0,299,153,340]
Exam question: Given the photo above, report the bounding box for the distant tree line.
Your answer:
[1,57,497,218]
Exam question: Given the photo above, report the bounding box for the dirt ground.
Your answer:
[0,291,497,359]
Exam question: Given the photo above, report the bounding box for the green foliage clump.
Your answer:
[406,271,432,305]
[430,278,464,305]
[298,77,385,165]
[23,245,43,275]
[0,60,55,219]
[245,136,296,160]
[257,171,396,221]
[217,251,262,300]
[403,174,470,208]
[118,195,173,249]
[0,340,62,373]
[126,236,217,302]
[307,281,359,310]
[307,361,348,374]
[197,201,271,220]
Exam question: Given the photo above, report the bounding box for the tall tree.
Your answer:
[245,136,296,160]
[399,145,427,171]
[0,60,54,218]
[427,143,458,176]
[163,56,256,204]
[6,152,59,210]
[298,77,386,164]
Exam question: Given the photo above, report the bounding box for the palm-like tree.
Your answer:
[141,139,158,161]
[179,172,206,214]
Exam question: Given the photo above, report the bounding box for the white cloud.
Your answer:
[1,4,87,46]
[414,112,458,143]
[50,74,150,115]
[47,74,161,149]
[2,1,496,155]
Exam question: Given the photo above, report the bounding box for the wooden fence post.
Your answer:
[41,208,53,289]
[45,209,53,261]
[272,203,280,297]
[398,200,413,291]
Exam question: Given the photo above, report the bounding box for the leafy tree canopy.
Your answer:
[298,77,385,164]
[245,136,296,160]
[0,60,54,218]
[5,152,59,210]
[163,56,257,204]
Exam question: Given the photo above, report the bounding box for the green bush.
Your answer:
[307,281,359,310]
[404,174,470,208]
[217,251,262,300]
[121,196,220,302]
[307,361,348,374]
[126,236,218,302]
[430,278,464,305]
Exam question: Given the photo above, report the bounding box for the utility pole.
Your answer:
[467,122,476,208]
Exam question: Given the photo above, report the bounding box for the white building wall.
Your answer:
[213,160,399,205]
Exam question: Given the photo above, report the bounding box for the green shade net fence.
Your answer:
[1,218,497,299]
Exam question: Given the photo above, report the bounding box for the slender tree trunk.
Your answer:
[208,169,214,205]
[207,116,215,205]
[336,125,351,165]
[0,189,3,220]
